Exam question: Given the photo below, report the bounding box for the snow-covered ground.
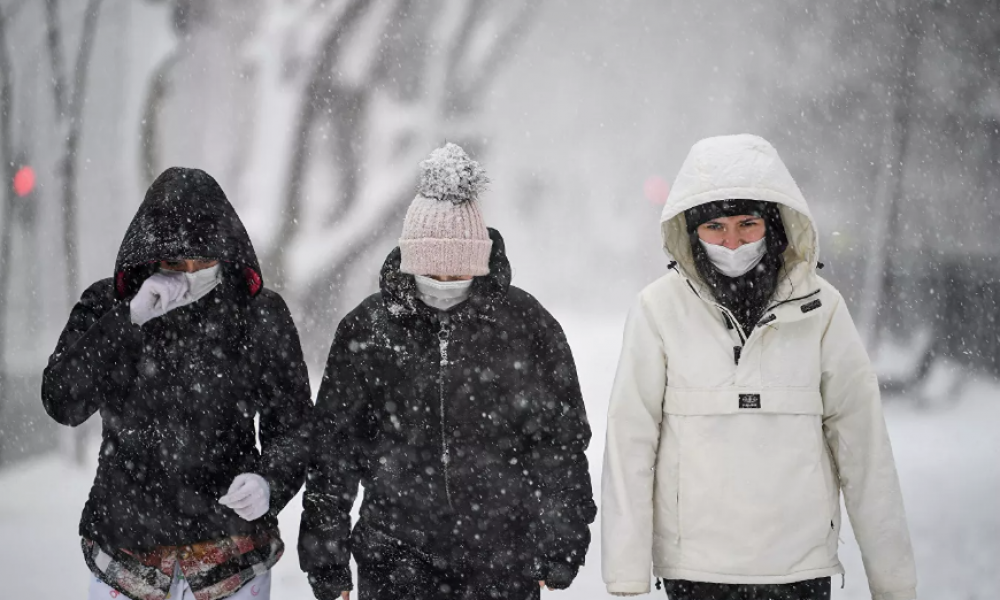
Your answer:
[1,315,998,599]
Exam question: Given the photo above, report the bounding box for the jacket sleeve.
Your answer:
[529,307,596,589]
[254,291,313,515]
[820,293,917,600]
[601,295,665,596]
[299,315,374,598]
[41,280,142,426]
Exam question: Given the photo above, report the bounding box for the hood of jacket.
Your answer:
[379,227,512,316]
[660,134,819,298]
[114,167,263,298]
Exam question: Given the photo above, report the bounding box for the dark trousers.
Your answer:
[357,548,540,600]
[664,578,831,600]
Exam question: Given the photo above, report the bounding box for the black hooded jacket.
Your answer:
[299,229,596,595]
[41,167,312,549]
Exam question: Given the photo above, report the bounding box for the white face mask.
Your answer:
[158,264,222,304]
[700,237,767,278]
[414,275,474,311]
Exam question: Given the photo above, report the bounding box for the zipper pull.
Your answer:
[438,329,450,366]
[438,315,451,366]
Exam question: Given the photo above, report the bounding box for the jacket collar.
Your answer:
[674,260,823,339]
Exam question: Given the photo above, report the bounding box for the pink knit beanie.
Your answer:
[399,143,493,276]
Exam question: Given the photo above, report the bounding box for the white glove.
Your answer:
[219,473,270,521]
[130,272,190,326]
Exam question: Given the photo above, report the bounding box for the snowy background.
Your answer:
[1,0,999,598]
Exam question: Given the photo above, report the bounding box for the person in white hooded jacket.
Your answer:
[601,134,917,600]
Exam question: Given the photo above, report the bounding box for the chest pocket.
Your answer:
[759,317,823,388]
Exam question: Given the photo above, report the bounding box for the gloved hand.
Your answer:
[130,272,190,326]
[219,473,270,521]
[541,562,579,590]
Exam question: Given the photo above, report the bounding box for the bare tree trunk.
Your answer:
[0,2,18,445]
[858,6,922,347]
[140,52,181,187]
[62,0,103,307]
[44,0,69,115]
[43,0,105,464]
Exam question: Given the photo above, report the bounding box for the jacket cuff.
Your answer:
[308,567,353,598]
[607,581,650,595]
[542,562,580,590]
[873,588,917,600]
[260,472,290,515]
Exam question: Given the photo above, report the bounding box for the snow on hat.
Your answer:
[399,143,493,276]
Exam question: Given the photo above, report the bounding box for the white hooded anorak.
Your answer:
[601,134,917,600]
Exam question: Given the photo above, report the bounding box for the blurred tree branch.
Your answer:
[138,0,542,363]
[272,0,543,298]
[266,0,373,288]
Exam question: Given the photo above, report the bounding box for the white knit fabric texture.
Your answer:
[399,144,493,276]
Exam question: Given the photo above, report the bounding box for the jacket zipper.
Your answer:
[685,279,748,343]
[437,315,454,509]
[685,278,821,352]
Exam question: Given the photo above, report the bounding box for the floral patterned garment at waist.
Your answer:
[82,530,283,600]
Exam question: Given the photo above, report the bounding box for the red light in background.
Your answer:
[13,166,35,197]
[644,175,670,205]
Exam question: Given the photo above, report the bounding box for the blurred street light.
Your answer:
[12,165,34,197]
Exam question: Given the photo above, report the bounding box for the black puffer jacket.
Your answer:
[299,229,596,596]
[41,167,312,549]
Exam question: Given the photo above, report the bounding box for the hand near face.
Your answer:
[130,272,190,326]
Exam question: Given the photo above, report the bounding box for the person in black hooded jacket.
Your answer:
[299,144,596,600]
[42,167,312,600]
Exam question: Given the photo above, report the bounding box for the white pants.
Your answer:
[87,569,271,600]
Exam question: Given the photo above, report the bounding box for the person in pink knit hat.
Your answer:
[300,143,596,600]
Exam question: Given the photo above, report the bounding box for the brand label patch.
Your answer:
[801,299,822,313]
[739,393,761,409]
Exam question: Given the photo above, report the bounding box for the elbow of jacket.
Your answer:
[581,499,598,524]
[41,376,89,427]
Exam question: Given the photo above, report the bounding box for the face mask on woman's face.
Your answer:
[158,264,222,302]
[699,237,767,278]
[413,275,474,299]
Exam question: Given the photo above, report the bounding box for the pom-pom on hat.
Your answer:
[399,143,493,277]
